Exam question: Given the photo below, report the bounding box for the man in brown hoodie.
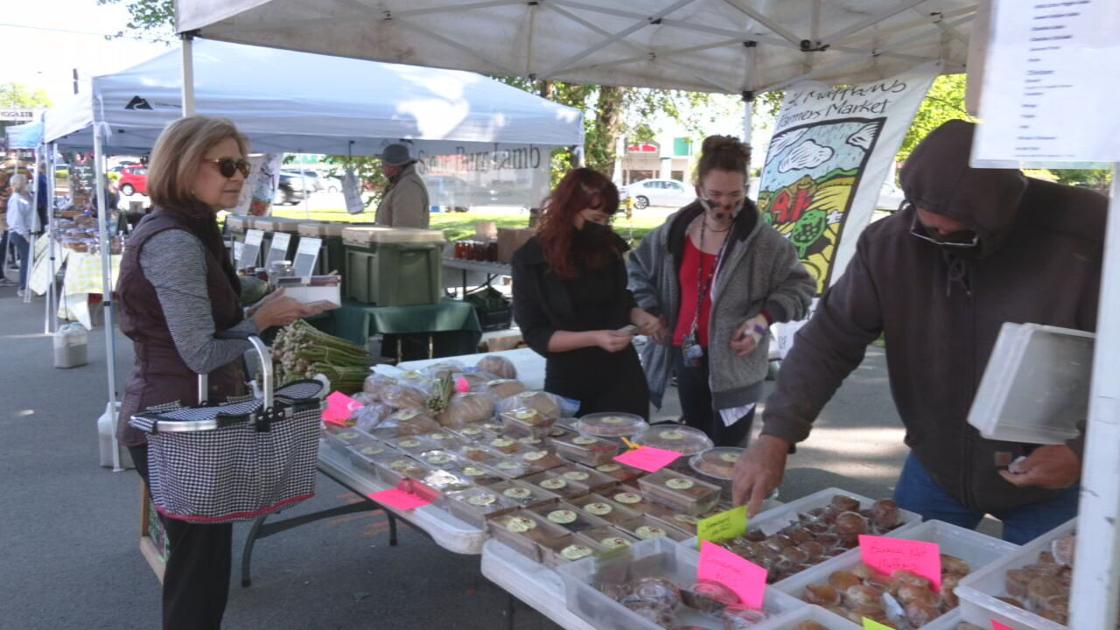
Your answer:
[732,120,1106,544]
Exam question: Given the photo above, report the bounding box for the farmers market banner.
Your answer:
[760,63,937,357]
[758,63,937,294]
[418,144,552,210]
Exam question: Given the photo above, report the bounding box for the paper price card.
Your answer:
[369,488,432,511]
[613,446,681,473]
[862,618,895,630]
[323,391,361,426]
[858,535,942,591]
[698,541,766,610]
[696,506,748,549]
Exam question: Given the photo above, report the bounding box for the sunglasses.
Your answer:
[202,157,251,179]
[904,200,979,248]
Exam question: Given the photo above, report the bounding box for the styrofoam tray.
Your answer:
[745,487,922,537]
[968,323,1093,444]
[556,537,806,630]
[774,520,1019,627]
[956,518,1077,630]
[756,604,860,629]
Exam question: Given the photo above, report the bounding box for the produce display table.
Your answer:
[29,240,68,296]
[59,251,122,329]
[480,539,597,630]
[442,257,511,296]
[310,298,482,359]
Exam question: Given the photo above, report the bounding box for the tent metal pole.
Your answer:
[181,33,196,116]
[1068,162,1120,629]
[23,147,40,304]
[45,144,58,334]
[93,127,122,472]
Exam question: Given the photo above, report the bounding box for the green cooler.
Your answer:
[341,226,446,306]
[298,221,376,276]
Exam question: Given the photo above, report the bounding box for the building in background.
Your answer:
[620,135,694,185]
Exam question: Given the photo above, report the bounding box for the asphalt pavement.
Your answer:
[0,270,911,630]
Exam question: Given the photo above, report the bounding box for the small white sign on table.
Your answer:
[972,0,1120,166]
[265,232,291,267]
[293,236,322,278]
[239,229,264,269]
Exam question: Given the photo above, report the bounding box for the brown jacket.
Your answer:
[116,208,247,446]
[761,120,1106,513]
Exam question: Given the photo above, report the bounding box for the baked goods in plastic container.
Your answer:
[577,412,648,438]
[487,509,571,562]
[476,355,518,380]
[521,470,594,501]
[500,407,557,438]
[689,446,744,501]
[551,433,621,466]
[526,501,613,535]
[637,469,722,516]
[445,486,520,528]
[549,464,619,494]
[487,479,561,509]
[569,493,644,528]
[589,461,644,484]
[483,378,527,400]
[631,424,714,456]
[496,390,563,421]
[438,392,496,428]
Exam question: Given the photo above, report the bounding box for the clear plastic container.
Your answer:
[451,462,507,487]
[487,435,525,455]
[690,446,743,500]
[527,501,612,534]
[445,486,521,528]
[747,487,922,538]
[516,435,548,449]
[754,605,860,630]
[488,510,571,562]
[424,429,467,451]
[516,449,567,475]
[491,456,533,479]
[487,479,561,509]
[374,455,433,488]
[645,503,718,537]
[454,443,506,467]
[575,525,639,551]
[619,514,691,542]
[549,464,618,494]
[637,469,722,516]
[521,470,592,501]
[632,424,714,456]
[386,434,437,455]
[346,442,399,473]
[541,534,606,567]
[569,494,643,528]
[500,408,557,438]
[551,433,621,466]
[556,537,804,630]
[955,518,1076,630]
[576,412,648,438]
[322,426,368,450]
[590,461,644,484]
[453,424,488,442]
[604,486,660,515]
[415,468,473,498]
[775,520,1020,625]
[416,449,459,468]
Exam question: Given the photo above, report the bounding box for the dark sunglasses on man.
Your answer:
[902,200,979,248]
[202,157,251,179]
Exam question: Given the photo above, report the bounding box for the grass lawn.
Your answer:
[270,206,675,243]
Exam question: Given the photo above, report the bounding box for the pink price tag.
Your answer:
[613,446,682,473]
[323,391,361,426]
[369,487,433,511]
[991,622,1013,630]
[859,535,942,591]
[698,541,767,610]
[455,377,471,393]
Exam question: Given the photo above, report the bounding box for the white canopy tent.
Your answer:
[39,37,584,471]
[175,2,1120,628]
[43,39,584,154]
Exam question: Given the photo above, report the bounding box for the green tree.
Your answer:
[97,0,175,41]
[0,83,52,109]
[897,73,972,162]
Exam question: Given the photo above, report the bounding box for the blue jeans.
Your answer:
[10,232,30,290]
[893,453,1079,545]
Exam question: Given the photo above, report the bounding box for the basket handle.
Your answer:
[210,331,274,410]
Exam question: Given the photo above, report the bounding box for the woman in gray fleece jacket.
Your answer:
[627,136,813,446]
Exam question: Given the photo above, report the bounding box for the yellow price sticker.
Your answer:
[696,505,749,549]
[862,619,895,630]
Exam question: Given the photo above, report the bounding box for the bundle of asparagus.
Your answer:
[273,320,374,393]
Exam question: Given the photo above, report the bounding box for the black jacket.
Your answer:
[511,232,635,357]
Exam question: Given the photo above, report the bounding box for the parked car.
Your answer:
[118,165,148,196]
[273,173,307,205]
[621,178,694,209]
[321,176,342,193]
[281,169,324,192]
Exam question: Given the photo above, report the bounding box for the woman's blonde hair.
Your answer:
[148,116,248,209]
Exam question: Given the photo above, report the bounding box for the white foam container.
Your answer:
[968,323,1093,444]
[556,537,805,630]
[955,517,1077,630]
[774,520,1020,627]
[757,604,860,629]
[743,487,923,537]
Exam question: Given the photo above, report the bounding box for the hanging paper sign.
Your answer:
[343,168,365,215]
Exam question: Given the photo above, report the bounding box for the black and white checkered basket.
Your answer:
[129,337,326,524]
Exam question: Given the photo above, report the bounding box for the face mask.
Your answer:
[699,197,743,222]
[579,220,612,234]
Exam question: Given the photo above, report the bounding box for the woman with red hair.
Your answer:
[512,168,662,418]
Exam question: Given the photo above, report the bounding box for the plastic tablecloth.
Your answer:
[59,251,121,329]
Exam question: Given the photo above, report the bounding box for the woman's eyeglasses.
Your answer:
[202,158,251,179]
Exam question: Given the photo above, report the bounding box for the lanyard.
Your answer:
[689,216,730,337]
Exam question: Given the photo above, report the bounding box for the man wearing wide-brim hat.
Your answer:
[375,143,431,229]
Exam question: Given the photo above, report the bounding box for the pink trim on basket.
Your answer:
[156,493,315,524]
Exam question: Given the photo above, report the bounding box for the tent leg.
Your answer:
[1069,162,1120,629]
[181,34,196,116]
[93,129,122,473]
[45,146,58,334]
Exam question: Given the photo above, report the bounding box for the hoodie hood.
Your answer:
[900,120,1028,257]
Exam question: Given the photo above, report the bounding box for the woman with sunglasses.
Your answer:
[512,168,663,418]
[628,135,814,447]
[115,116,333,630]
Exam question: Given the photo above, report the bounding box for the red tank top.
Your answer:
[673,237,718,348]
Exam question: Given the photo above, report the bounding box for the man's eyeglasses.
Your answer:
[202,158,251,179]
[904,200,979,248]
